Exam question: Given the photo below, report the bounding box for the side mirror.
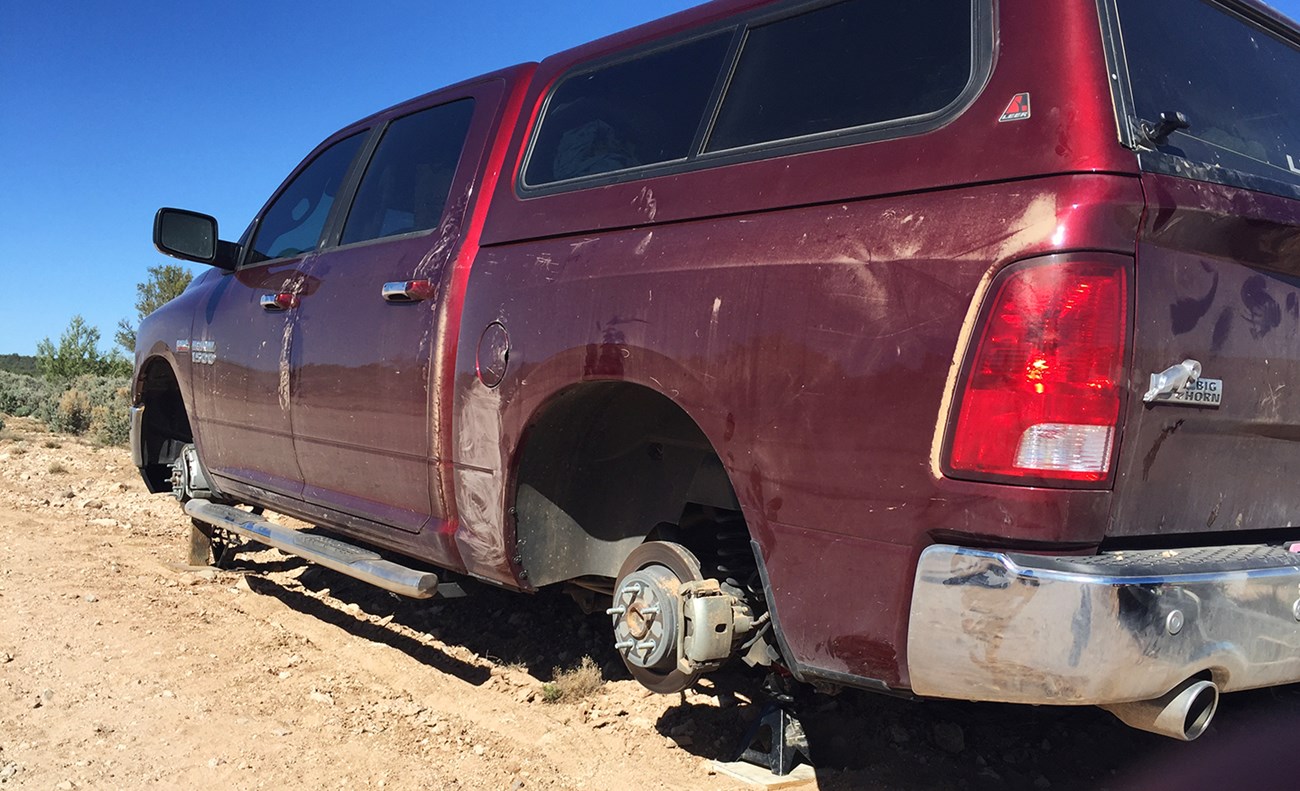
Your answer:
[154,208,237,270]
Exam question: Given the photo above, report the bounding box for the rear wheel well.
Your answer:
[513,382,741,589]
[136,360,192,493]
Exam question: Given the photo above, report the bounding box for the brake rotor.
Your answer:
[610,541,704,694]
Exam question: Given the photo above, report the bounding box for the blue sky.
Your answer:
[1,0,1298,356]
[0,1,700,355]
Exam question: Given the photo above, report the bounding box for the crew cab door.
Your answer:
[289,83,497,535]
[191,132,367,498]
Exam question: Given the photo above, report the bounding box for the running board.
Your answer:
[185,500,440,599]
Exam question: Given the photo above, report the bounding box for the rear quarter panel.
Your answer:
[456,173,1143,684]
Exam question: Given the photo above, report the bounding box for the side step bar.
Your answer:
[185,500,440,599]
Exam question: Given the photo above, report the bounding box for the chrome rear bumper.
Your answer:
[907,543,1300,705]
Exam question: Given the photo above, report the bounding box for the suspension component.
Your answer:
[170,444,214,502]
[611,566,683,675]
[680,578,754,672]
[611,540,762,693]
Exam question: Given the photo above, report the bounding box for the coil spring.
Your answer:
[713,513,759,597]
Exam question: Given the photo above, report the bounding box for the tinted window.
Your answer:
[341,99,475,246]
[249,132,365,264]
[706,0,973,152]
[1117,0,1300,191]
[524,33,732,186]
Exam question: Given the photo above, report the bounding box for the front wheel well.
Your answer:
[136,359,192,493]
[512,382,741,589]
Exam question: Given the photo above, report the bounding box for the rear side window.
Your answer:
[706,0,973,151]
[248,132,365,264]
[522,0,980,190]
[341,99,476,246]
[524,33,732,186]
[1116,0,1300,193]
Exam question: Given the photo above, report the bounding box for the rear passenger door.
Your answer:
[289,83,496,538]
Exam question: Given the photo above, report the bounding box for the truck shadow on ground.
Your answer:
[228,551,1300,790]
[241,571,493,686]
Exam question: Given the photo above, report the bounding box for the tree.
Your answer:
[115,264,194,354]
[37,315,129,381]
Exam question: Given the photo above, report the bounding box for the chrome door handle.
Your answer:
[260,293,298,311]
[382,279,436,303]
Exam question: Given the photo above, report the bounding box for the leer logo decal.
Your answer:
[999,93,1031,123]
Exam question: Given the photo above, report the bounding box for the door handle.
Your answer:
[382,279,436,303]
[260,293,299,311]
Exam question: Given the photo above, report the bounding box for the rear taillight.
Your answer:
[947,260,1128,484]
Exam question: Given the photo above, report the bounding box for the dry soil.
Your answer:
[2,417,1298,790]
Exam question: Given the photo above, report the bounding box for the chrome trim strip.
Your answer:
[908,544,1300,705]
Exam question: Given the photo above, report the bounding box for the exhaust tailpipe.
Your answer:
[1101,678,1219,741]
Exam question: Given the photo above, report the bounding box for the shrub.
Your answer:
[90,403,130,446]
[49,389,93,435]
[541,656,604,704]
[0,370,54,417]
[30,374,131,444]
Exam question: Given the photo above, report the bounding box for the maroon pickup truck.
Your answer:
[135,0,1300,754]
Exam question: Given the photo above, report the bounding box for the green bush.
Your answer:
[0,368,134,446]
[90,403,130,446]
[0,370,54,417]
[48,389,93,434]
[29,374,131,444]
[37,315,130,382]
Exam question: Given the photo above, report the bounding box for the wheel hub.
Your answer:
[611,541,707,694]
[610,567,680,671]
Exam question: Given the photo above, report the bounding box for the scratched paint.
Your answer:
[452,383,510,581]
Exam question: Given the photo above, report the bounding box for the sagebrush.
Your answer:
[0,370,54,417]
[541,656,604,703]
[0,371,130,445]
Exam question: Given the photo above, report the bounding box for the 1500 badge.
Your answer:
[177,339,217,365]
[1143,359,1222,408]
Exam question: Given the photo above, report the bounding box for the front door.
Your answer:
[191,131,367,499]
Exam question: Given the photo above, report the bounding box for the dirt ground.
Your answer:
[3,416,1300,790]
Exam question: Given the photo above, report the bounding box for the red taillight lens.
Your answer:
[948,260,1128,483]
